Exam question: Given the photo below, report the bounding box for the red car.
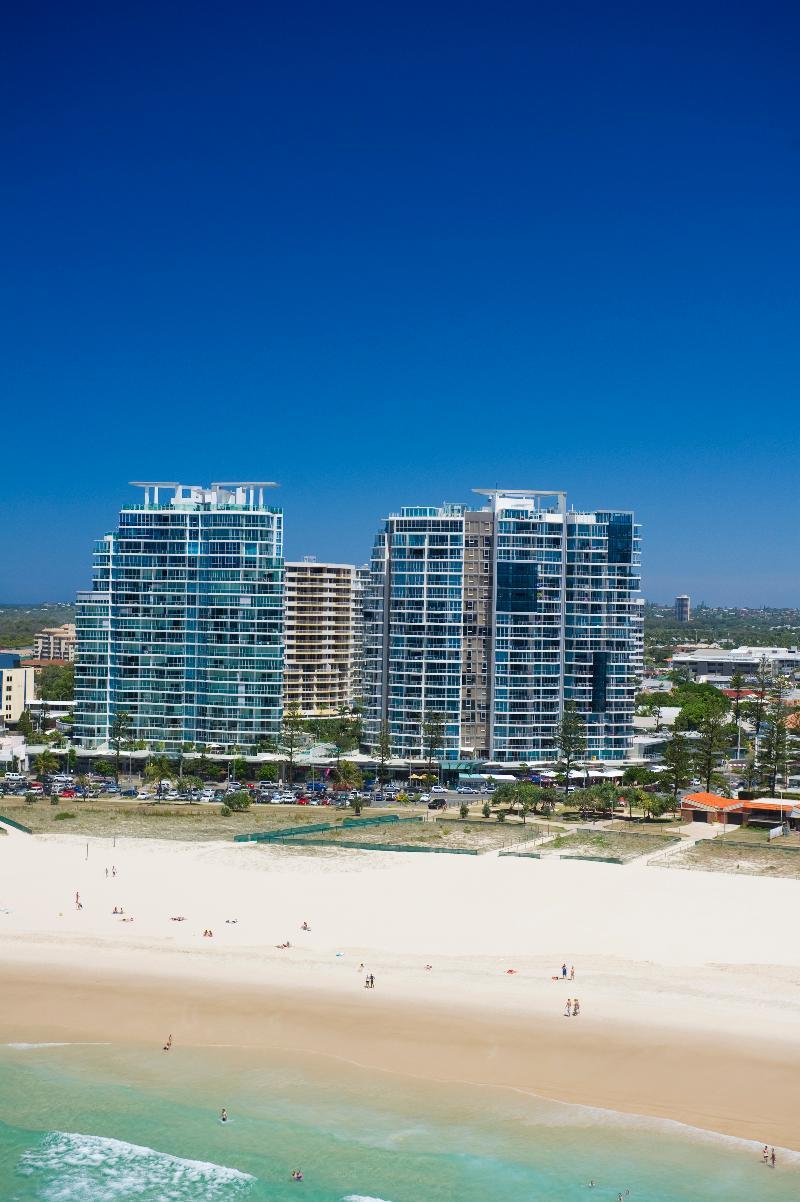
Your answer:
[60,789,77,798]
[295,796,310,805]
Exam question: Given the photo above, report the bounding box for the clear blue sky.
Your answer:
[1,2,798,605]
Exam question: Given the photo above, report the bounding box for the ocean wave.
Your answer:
[343,1196,396,1201]
[18,1131,255,1200]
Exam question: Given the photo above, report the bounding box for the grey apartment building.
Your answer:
[74,482,284,751]
[363,489,642,764]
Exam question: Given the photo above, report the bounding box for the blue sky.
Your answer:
[1,2,798,605]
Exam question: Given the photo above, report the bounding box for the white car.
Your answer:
[430,785,446,794]
[419,793,431,803]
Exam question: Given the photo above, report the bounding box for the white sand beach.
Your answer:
[2,829,800,1147]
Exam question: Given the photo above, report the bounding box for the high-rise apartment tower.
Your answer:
[363,490,641,763]
[74,482,284,751]
[674,594,691,622]
[283,559,361,717]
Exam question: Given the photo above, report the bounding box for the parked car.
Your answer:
[419,793,431,803]
[59,789,77,798]
[427,798,447,810]
[430,785,447,794]
[121,789,138,797]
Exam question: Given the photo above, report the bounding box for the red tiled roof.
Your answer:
[682,792,741,811]
[740,799,795,812]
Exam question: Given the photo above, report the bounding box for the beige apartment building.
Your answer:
[34,623,77,662]
[1,666,36,725]
[283,560,362,717]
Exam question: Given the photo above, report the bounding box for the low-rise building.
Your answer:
[33,623,77,662]
[1,664,36,725]
[671,646,800,680]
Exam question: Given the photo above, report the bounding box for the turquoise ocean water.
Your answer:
[0,1040,794,1201]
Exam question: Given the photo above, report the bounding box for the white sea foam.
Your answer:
[19,1131,255,1200]
[343,1196,396,1201]
[4,1042,110,1050]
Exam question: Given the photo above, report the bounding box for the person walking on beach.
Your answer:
[369,973,375,989]
[771,1147,776,1168]
[564,998,572,1016]
[75,892,80,908]
[561,963,567,978]
[572,998,580,1017]
[112,866,117,878]
[163,1034,172,1051]
[105,868,108,879]
[569,965,575,981]
[763,1145,769,1164]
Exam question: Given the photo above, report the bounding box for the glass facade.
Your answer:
[363,506,465,761]
[74,483,284,751]
[364,491,641,765]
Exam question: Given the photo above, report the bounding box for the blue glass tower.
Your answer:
[75,482,284,752]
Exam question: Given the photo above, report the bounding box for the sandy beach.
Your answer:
[2,827,800,1149]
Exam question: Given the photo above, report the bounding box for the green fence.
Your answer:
[269,836,478,855]
[0,814,33,834]
[234,822,334,844]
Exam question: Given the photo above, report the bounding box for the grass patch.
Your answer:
[664,840,800,879]
[0,798,403,842]
[279,818,542,854]
[540,829,680,863]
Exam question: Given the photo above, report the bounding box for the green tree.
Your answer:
[16,708,34,738]
[741,657,772,752]
[335,760,363,789]
[256,762,278,782]
[94,758,114,777]
[67,747,77,772]
[661,730,694,801]
[481,799,491,818]
[641,792,672,820]
[377,719,392,782]
[109,711,132,783]
[422,711,446,772]
[144,756,173,793]
[38,664,75,701]
[281,703,304,783]
[35,749,58,779]
[619,784,644,820]
[231,756,249,782]
[555,704,586,795]
[459,801,469,818]
[757,694,789,794]
[693,709,732,792]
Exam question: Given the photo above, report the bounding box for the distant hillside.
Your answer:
[0,603,76,648]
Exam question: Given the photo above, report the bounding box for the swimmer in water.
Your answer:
[221,1108,228,1122]
[291,1168,303,1181]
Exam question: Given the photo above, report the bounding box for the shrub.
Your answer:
[224,790,251,812]
[481,800,491,819]
[50,796,60,806]
[219,804,232,816]
[459,802,469,819]
[24,792,37,805]
[497,809,507,823]
[54,811,76,821]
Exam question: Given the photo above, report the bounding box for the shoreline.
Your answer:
[2,955,799,1151]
